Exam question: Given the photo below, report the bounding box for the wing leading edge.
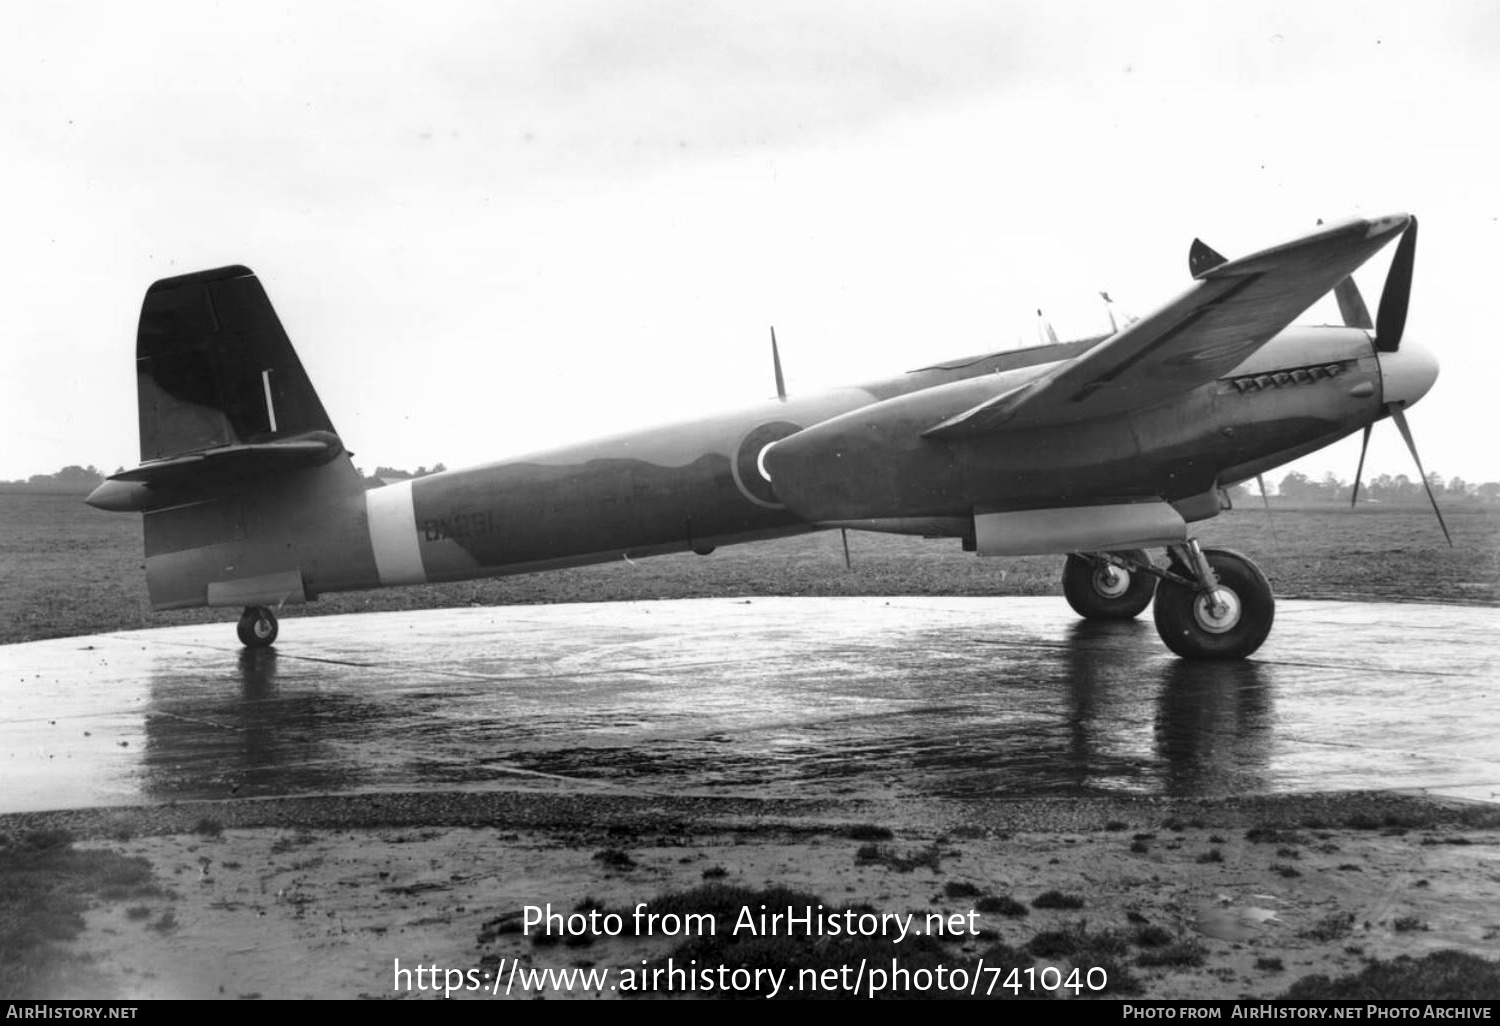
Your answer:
[923,214,1412,438]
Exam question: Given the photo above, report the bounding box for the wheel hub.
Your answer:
[1192,587,1242,634]
[1092,564,1130,599]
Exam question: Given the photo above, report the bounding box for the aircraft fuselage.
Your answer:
[142,322,1387,610]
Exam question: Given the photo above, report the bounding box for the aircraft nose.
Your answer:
[1378,340,1439,409]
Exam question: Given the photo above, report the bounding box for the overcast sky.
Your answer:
[4,0,1497,488]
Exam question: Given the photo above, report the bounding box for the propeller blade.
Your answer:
[1334,278,1373,330]
[770,327,786,401]
[1256,474,1279,548]
[1037,309,1059,344]
[1350,424,1371,507]
[1389,405,1452,546]
[1100,290,1119,333]
[1188,238,1228,279]
[1374,216,1418,352]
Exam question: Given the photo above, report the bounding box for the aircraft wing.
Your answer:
[923,214,1410,438]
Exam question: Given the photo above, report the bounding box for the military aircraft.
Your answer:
[87,213,1440,659]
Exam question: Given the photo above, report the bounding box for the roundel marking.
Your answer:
[730,420,802,509]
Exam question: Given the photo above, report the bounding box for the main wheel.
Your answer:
[1062,550,1157,620]
[1152,548,1273,660]
[236,606,278,648]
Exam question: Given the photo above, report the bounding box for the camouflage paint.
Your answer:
[137,322,1386,609]
[761,326,1384,523]
[99,215,1428,617]
[362,390,878,587]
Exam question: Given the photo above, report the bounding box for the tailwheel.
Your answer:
[1152,545,1273,660]
[236,606,278,648]
[1062,549,1156,620]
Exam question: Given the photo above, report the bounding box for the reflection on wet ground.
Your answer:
[2,597,1495,812]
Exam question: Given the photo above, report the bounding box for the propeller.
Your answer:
[770,326,786,401]
[1036,309,1059,345]
[1335,216,1450,546]
[1349,425,1372,507]
[1334,278,1372,330]
[1256,473,1280,549]
[1326,215,1418,350]
[1373,217,1418,352]
[1188,238,1228,279]
[1100,291,1118,333]
[1099,290,1139,334]
[1390,406,1452,546]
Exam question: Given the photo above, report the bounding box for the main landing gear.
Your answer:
[1064,541,1274,660]
[236,606,278,648]
[1062,549,1157,620]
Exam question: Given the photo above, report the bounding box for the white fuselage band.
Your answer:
[365,479,427,585]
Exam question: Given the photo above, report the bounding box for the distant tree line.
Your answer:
[362,464,447,485]
[1229,471,1500,506]
[0,465,109,493]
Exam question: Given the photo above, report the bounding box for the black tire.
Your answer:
[236,606,278,648]
[1062,550,1157,620]
[1152,548,1273,660]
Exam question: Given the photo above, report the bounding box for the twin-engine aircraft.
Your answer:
[88,213,1439,659]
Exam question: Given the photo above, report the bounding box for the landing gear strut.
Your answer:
[1152,541,1273,660]
[236,606,278,648]
[1062,549,1157,620]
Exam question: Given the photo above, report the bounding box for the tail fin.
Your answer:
[89,266,358,509]
[137,265,337,460]
[89,267,375,611]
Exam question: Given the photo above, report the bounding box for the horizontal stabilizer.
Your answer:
[87,432,345,510]
[114,432,344,484]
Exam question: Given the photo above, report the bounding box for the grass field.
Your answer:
[1,491,1496,645]
[4,493,1500,1001]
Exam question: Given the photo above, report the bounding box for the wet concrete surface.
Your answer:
[1,597,1496,814]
